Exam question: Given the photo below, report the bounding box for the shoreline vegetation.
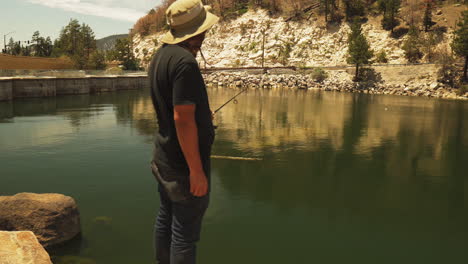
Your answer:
[0,69,466,101]
[202,70,468,100]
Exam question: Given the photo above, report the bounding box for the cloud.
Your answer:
[27,0,155,22]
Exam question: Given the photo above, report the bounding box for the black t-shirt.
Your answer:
[149,44,215,183]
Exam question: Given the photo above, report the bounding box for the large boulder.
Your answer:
[0,193,81,248]
[0,231,52,264]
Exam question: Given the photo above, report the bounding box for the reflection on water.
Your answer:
[0,89,467,264]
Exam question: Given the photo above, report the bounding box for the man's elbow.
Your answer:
[174,115,192,125]
[174,104,196,125]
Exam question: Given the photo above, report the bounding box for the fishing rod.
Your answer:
[213,88,248,114]
[199,48,249,114]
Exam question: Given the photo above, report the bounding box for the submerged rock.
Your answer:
[0,231,52,264]
[0,193,81,248]
[52,255,97,264]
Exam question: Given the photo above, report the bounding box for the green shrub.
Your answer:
[437,54,458,87]
[240,23,248,35]
[248,42,258,51]
[106,67,123,75]
[88,50,107,70]
[402,26,423,63]
[278,42,293,66]
[376,50,388,63]
[311,68,328,83]
[458,84,468,96]
[233,59,242,67]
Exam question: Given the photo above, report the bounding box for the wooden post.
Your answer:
[261,28,266,69]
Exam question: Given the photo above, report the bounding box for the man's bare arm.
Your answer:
[174,104,208,197]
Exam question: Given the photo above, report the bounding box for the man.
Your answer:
[148,0,219,263]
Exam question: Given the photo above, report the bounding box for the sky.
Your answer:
[1,0,162,48]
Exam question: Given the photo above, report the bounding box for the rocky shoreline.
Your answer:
[203,71,468,100]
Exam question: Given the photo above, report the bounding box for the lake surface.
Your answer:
[1,88,467,264]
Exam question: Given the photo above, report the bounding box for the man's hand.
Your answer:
[190,170,208,197]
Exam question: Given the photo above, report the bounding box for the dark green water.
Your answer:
[1,89,467,264]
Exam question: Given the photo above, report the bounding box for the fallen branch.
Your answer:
[211,155,263,161]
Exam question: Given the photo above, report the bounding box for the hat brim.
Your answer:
[161,7,219,44]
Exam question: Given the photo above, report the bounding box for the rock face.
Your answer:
[133,9,454,69]
[0,193,81,248]
[0,231,52,264]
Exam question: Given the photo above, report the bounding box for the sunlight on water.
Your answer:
[0,89,467,264]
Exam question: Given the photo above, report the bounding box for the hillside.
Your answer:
[97,34,128,51]
[132,3,466,69]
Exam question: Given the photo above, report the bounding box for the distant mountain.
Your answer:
[97,34,128,51]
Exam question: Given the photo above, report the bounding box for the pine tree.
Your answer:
[109,38,141,71]
[451,10,468,82]
[7,38,15,55]
[402,25,423,63]
[423,0,434,32]
[44,37,53,57]
[20,44,31,56]
[31,31,53,57]
[377,0,386,15]
[321,0,338,23]
[54,19,97,69]
[56,19,82,57]
[347,19,374,81]
[81,23,96,60]
[343,0,365,21]
[32,31,41,54]
[7,38,22,56]
[379,0,401,33]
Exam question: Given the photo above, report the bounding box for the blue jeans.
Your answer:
[154,187,209,264]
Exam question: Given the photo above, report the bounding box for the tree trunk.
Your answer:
[325,0,329,23]
[262,29,266,69]
[464,55,467,82]
[355,63,359,81]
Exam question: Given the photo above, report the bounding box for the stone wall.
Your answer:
[89,77,116,93]
[56,78,90,95]
[13,78,56,98]
[114,76,141,91]
[0,76,148,101]
[0,78,13,101]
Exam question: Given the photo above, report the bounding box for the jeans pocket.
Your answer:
[151,162,190,202]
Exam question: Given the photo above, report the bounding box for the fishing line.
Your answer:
[199,48,211,67]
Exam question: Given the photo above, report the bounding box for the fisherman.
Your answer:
[148,0,219,263]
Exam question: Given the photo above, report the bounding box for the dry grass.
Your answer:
[133,0,176,37]
[131,0,468,37]
[131,0,320,36]
[0,54,74,70]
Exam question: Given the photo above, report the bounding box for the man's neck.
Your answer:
[178,43,198,57]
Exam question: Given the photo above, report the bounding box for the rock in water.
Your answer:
[0,193,81,248]
[0,231,52,264]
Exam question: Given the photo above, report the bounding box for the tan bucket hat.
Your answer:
[161,0,220,44]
